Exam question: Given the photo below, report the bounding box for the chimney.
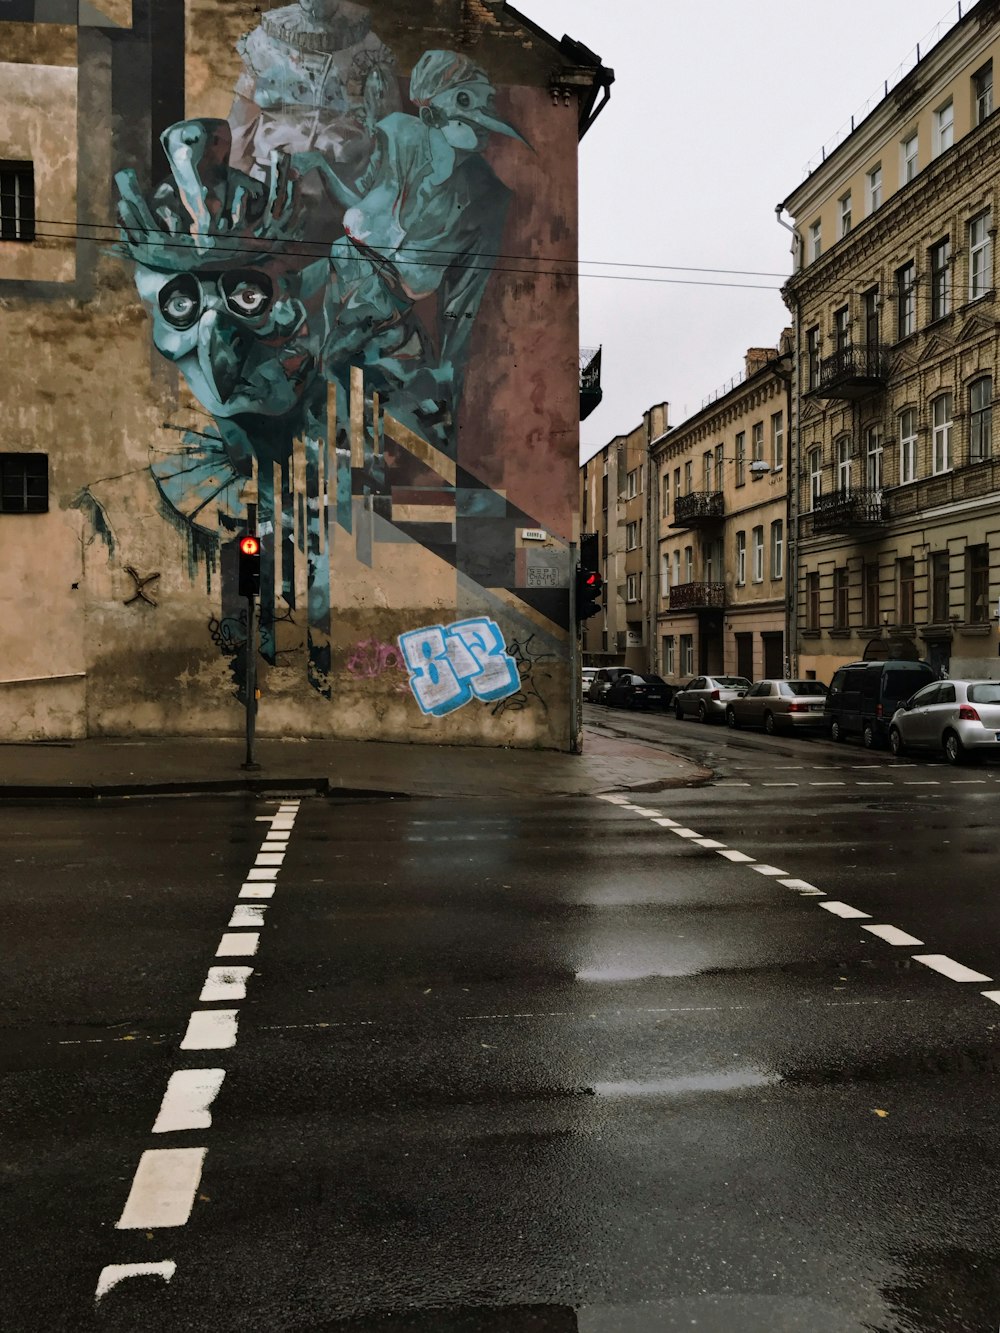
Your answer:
[745,347,776,379]
[645,401,669,442]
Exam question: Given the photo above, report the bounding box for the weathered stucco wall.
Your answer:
[1,0,591,748]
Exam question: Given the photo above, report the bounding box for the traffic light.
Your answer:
[238,534,261,598]
[576,565,604,621]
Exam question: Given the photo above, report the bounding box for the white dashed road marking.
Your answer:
[863,925,924,947]
[95,1262,177,1304]
[180,1009,239,1051]
[716,849,755,863]
[152,1070,226,1134]
[912,955,992,983]
[116,1148,207,1230]
[216,932,261,958]
[820,902,872,920]
[200,966,254,1002]
[751,864,788,877]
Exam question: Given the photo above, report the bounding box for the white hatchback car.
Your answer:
[889,679,1000,763]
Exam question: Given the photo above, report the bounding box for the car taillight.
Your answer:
[711,690,720,700]
[787,702,806,712]
[959,704,981,721]
[876,704,883,719]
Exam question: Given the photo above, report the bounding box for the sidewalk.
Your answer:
[0,728,710,801]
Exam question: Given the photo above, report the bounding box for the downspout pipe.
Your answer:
[775,204,802,678]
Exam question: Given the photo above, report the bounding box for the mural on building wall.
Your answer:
[112,0,561,718]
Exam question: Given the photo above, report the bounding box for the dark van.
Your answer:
[824,660,936,748]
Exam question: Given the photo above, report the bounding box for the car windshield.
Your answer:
[640,674,667,685]
[968,683,1000,704]
[884,668,930,701]
[715,677,750,688]
[783,681,828,696]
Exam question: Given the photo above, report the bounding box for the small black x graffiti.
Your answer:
[124,565,161,607]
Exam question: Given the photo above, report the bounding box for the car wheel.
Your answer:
[764,711,776,736]
[830,719,844,743]
[943,730,967,765]
[697,702,708,723]
[889,726,905,757]
[726,706,738,729]
[862,722,877,750]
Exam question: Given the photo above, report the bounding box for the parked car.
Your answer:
[889,679,1000,763]
[605,672,673,710]
[586,667,632,704]
[824,659,936,748]
[725,679,829,734]
[581,667,599,692]
[673,674,751,722]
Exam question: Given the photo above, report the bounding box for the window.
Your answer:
[833,567,850,627]
[901,132,919,183]
[806,571,821,630]
[863,286,879,346]
[834,305,850,352]
[866,164,882,214]
[806,326,821,390]
[899,407,917,484]
[863,561,880,626]
[974,60,993,125]
[931,551,950,622]
[704,537,722,584]
[661,472,670,517]
[930,237,951,320]
[770,520,783,580]
[626,572,641,602]
[684,460,693,494]
[967,543,990,622]
[736,530,746,585]
[626,520,639,550]
[752,421,764,466]
[934,99,954,156]
[932,393,953,473]
[715,442,725,487]
[601,472,608,512]
[673,550,681,586]
[735,431,746,486]
[839,191,852,237]
[969,211,992,299]
[808,447,822,509]
[684,545,693,582]
[836,436,851,493]
[896,261,916,339]
[751,526,764,583]
[662,636,675,676]
[660,552,671,598]
[680,634,694,676]
[703,451,713,491]
[0,161,35,242]
[626,469,638,499]
[809,219,821,262]
[770,411,784,470]
[0,453,48,513]
[865,425,883,492]
[673,467,681,505]
[969,377,992,463]
[898,557,915,625]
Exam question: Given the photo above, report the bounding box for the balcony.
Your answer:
[810,487,889,534]
[669,490,724,529]
[808,345,890,401]
[669,581,725,610]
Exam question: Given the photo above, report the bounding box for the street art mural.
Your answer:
[110,0,571,732]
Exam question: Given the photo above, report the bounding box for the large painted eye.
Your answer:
[456,90,472,109]
[222,270,273,319]
[158,275,201,329]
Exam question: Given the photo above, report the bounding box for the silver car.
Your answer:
[889,679,1000,763]
[726,679,829,734]
[673,674,751,723]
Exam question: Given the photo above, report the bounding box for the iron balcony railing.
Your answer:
[669,581,726,610]
[670,490,724,528]
[809,344,890,400]
[810,487,889,533]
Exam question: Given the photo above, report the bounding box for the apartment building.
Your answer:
[780,0,1000,683]
[579,403,668,668]
[651,346,792,686]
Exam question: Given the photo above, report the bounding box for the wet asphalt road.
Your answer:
[4,717,1000,1332]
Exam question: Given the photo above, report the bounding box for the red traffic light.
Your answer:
[239,535,260,557]
[584,572,602,588]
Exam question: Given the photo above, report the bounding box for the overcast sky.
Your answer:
[523,0,970,459]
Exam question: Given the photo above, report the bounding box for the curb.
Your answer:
[0,778,413,801]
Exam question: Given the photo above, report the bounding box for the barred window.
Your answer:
[0,453,48,513]
[0,161,35,243]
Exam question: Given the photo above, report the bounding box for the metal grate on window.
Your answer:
[0,454,48,513]
[0,161,35,243]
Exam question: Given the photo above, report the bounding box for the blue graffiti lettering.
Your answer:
[399,618,519,717]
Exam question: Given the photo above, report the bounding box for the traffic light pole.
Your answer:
[242,499,261,772]
[570,540,582,755]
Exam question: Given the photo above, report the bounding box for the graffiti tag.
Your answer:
[491,634,557,716]
[398,618,519,717]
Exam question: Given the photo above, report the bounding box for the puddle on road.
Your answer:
[593,1067,779,1098]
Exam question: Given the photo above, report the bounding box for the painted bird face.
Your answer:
[135,263,321,419]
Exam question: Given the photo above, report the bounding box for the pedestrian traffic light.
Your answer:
[238,534,260,598]
[576,565,604,621]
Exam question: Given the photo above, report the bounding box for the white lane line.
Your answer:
[863,925,924,947]
[255,852,286,866]
[229,905,267,928]
[692,838,726,848]
[631,806,662,817]
[951,780,987,785]
[239,883,275,899]
[779,878,825,895]
[716,849,755,863]
[270,820,296,831]
[116,1148,207,1230]
[652,817,680,827]
[715,781,751,786]
[199,967,253,1002]
[810,781,846,787]
[152,1070,226,1134]
[180,1009,239,1051]
[820,901,872,919]
[263,832,290,842]
[776,766,804,770]
[216,932,260,958]
[95,1262,177,1304]
[981,990,1000,1005]
[763,782,798,787]
[597,794,630,804]
[245,868,278,881]
[905,781,940,786]
[912,954,992,983]
[751,864,788,877]
[856,781,892,786]
[671,828,702,838]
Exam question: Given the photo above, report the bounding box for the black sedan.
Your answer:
[605,672,673,710]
